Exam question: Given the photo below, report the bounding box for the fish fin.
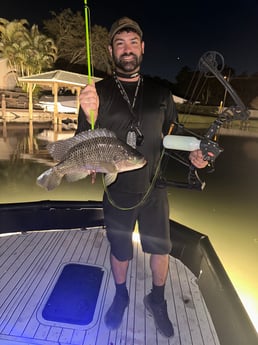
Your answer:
[104,173,118,186]
[36,168,62,191]
[86,128,117,139]
[65,171,90,182]
[47,128,117,161]
[47,137,80,161]
[93,161,117,173]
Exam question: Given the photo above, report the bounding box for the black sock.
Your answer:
[115,282,129,299]
[151,283,165,304]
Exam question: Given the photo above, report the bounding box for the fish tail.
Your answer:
[36,168,62,191]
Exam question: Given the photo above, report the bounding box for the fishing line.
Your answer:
[102,149,165,211]
[102,123,178,210]
[84,0,95,129]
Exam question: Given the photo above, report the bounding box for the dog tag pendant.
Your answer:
[126,130,137,149]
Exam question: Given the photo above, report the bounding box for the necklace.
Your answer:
[115,70,140,79]
[113,73,142,110]
[113,73,144,148]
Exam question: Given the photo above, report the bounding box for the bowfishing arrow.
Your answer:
[84,0,95,129]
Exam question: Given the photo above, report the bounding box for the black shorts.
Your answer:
[103,187,172,261]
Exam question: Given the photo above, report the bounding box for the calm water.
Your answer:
[0,119,258,332]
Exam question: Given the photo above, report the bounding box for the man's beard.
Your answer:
[113,53,142,73]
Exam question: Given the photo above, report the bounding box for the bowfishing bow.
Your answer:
[161,51,250,190]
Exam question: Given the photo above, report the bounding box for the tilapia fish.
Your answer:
[37,128,146,191]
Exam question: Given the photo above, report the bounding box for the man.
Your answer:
[77,17,208,338]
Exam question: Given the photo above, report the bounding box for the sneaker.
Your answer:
[144,293,174,337]
[104,293,129,330]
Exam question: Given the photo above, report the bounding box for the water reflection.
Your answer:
[0,118,258,332]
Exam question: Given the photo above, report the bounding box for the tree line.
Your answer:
[1,8,258,108]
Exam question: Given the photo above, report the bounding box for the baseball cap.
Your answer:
[109,17,143,43]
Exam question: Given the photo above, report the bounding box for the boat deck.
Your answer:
[0,227,220,345]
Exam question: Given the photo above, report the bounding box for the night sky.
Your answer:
[1,0,258,82]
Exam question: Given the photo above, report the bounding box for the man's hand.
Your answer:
[189,149,209,168]
[79,82,99,124]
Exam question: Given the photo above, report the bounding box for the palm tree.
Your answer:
[23,24,57,76]
[0,18,29,83]
[0,18,57,88]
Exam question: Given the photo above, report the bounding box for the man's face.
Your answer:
[109,30,145,73]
